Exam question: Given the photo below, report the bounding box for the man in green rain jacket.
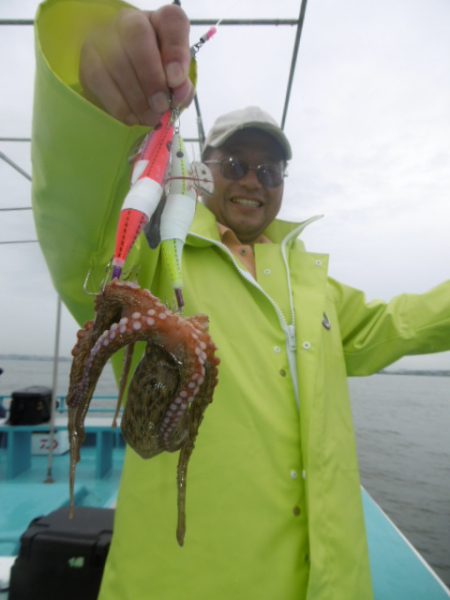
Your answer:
[33,2,450,599]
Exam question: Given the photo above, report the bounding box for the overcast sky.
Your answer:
[0,0,449,371]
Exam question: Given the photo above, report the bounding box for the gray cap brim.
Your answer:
[203,105,292,161]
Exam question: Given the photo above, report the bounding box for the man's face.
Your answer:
[203,129,285,244]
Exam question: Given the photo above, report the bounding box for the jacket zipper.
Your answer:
[190,215,322,411]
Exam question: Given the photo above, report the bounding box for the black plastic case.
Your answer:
[9,506,114,600]
[9,386,52,425]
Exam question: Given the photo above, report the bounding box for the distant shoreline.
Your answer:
[0,354,448,377]
[0,354,71,363]
[379,369,450,377]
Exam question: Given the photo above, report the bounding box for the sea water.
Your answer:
[349,373,450,589]
[0,357,449,588]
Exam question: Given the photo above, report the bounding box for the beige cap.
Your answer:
[203,106,292,160]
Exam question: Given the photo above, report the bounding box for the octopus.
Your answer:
[66,280,219,545]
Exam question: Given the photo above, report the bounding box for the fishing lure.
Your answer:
[110,27,217,309]
[160,134,215,310]
[112,110,175,281]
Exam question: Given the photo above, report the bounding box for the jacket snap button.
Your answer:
[302,341,311,350]
[263,268,271,275]
[290,470,298,480]
[293,506,301,517]
[273,346,282,354]
[279,369,287,377]
[315,259,322,267]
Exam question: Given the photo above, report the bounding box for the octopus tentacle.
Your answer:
[176,356,219,545]
[66,280,219,544]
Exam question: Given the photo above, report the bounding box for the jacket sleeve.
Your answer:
[32,0,155,326]
[329,278,450,376]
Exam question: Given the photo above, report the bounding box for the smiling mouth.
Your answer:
[230,197,262,208]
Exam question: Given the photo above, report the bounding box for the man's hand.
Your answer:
[79,5,193,126]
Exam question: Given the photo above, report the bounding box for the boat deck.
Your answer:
[0,445,448,598]
[0,444,123,556]
[363,490,449,599]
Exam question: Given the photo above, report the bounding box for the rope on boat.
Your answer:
[44,296,62,484]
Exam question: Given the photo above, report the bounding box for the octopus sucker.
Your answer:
[66,280,219,545]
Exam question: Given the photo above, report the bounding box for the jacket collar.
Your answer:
[188,202,322,247]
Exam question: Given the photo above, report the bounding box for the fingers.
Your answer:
[79,5,193,127]
[172,78,195,108]
[149,5,191,88]
[157,6,195,107]
[116,10,170,120]
[80,38,140,126]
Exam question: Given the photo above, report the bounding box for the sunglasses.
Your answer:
[204,156,286,189]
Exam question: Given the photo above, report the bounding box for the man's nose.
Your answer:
[239,167,262,189]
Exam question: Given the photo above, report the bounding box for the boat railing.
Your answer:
[0,394,120,416]
[0,394,124,479]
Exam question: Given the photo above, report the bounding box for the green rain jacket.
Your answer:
[33,2,450,599]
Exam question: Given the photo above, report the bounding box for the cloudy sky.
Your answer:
[0,0,449,370]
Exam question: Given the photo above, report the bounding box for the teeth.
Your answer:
[231,198,260,207]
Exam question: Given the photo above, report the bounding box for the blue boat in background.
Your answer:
[0,393,448,599]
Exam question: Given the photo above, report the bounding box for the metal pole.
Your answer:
[0,137,31,142]
[0,18,299,27]
[0,151,32,181]
[0,240,38,244]
[44,295,62,483]
[281,0,309,130]
[193,94,206,150]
